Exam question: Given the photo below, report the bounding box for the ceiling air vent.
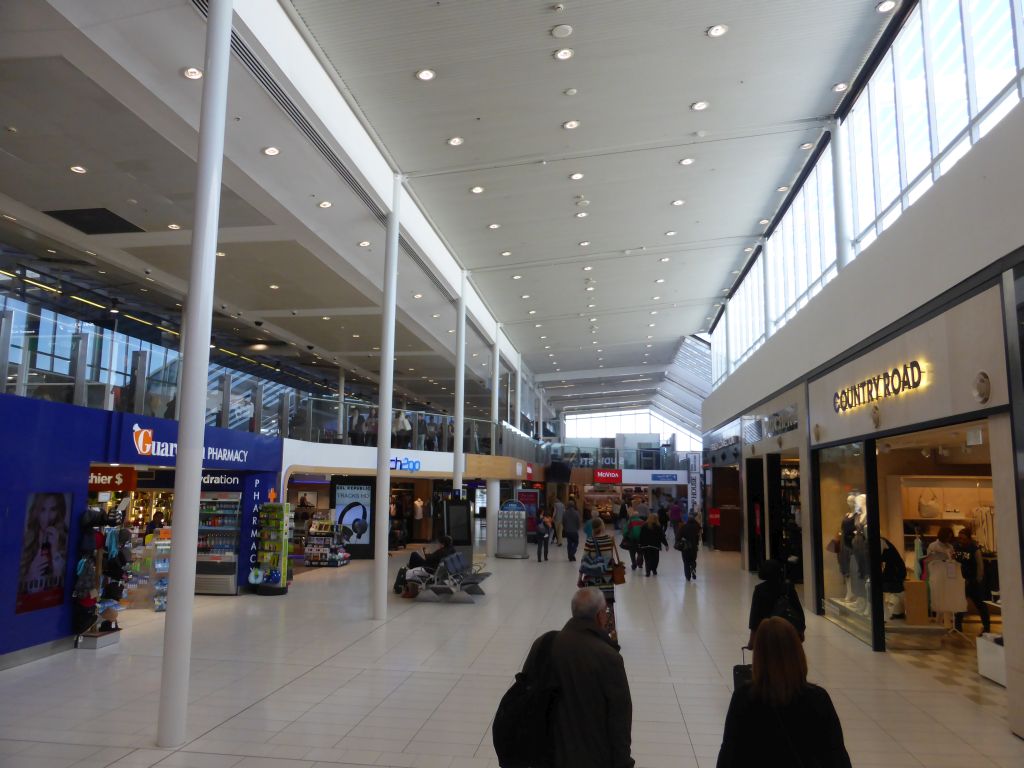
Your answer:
[44,208,144,235]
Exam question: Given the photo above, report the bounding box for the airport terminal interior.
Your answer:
[1,1,1024,766]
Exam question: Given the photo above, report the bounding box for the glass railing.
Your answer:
[0,298,548,464]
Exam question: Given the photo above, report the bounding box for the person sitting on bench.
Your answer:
[407,535,455,571]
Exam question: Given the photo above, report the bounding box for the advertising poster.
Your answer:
[17,492,71,614]
[335,483,373,546]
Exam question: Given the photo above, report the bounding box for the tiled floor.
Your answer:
[0,541,1020,768]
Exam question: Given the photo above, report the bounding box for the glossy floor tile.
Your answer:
[0,539,1018,768]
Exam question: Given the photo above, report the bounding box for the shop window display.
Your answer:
[818,443,875,645]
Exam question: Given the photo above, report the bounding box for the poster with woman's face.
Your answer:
[17,492,71,614]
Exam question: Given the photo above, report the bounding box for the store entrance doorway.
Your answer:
[765,452,803,583]
[745,458,766,572]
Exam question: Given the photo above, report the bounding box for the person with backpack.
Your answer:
[499,588,634,768]
[638,514,668,577]
[678,513,702,581]
[717,617,850,768]
[624,506,646,571]
[747,559,805,648]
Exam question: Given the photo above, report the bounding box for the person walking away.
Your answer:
[617,497,629,530]
[583,507,597,539]
[669,498,683,536]
[747,559,805,647]
[657,498,670,532]
[678,513,702,581]
[954,527,990,634]
[639,514,668,577]
[563,500,581,562]
[580,518,621,641]
[552,498,565,546]
[525,588,634,768]
[536,510,553,563]
[625,506,646,571]
[717,617,850,767]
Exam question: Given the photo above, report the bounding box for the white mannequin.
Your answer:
[852,493,870,615]
[842,494,857,602]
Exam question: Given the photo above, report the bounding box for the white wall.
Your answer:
[704,100,1024,430]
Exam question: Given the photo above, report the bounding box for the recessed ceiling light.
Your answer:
[579,241,590,247]
[319,200,332,208]
[562,119,580,130]
[448,329,455,334]
[672,199,685,206]
[679,158,695,166]
[1,214,16,222]
[759,218,770,225]
[521,294,531,299]
[352,333,360,338]
[655,278,665,284]
[551,23,573,38]
[647,335,653,339]
[182,67,203,80]
[269,284,279,290]
[413,293,423,299]
[262,147,280,156]
[554,48,574,61]
[564,87,578,96]
[216,251,225,257]
[589,317,597,322]
[706,24,729,38]
[69,165,87,174]
[98,270,107,275]
[470,185,484,194]
[540,335,547,339]
[585,286,595,292]
[488,223,501,229]
[800,142,814,150]
[832,82,849,93]
[690,100,710,111]
[650,310,658,315]
[322,316,331,321]
[876,1,897,12]
[512,274,522,280]
[652,296,661,301]
[576,212,588,218]
[415,69,436,81]
[432,313,441,318]
[660,257,670,263]
[46,248,56,254]
[535,323,543,328]
[582,265,593,271]
[665,231,677,236]
[359,240,371,247]
[447,136,464,146]
[777,185,789,193]
[648,323,656,327]
[569,172,584,181]
[167,223,181,230]
[744,246,754,253]
[646,344,653,348]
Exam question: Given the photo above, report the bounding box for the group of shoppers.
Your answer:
[516,585,850,768]
[621,499,702,579]
[926,525,992,633]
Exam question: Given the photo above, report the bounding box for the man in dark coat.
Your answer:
[526,587,634,768]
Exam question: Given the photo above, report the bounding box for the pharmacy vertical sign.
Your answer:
[238,473,277,588]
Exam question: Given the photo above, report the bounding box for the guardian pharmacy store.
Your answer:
[88,412,282,596]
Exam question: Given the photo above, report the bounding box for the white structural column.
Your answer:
[514,355,522,431]
[373,173,402,621]
[452,270,467,495]
[490,331,500,454]
[337,368,346,436]
[536,387,543,437]
[830,117,855,268]
[103,317,119,412]
[486,477,499,557]
[156,0,232,748]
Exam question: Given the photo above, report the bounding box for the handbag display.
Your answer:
[918,489,941,518]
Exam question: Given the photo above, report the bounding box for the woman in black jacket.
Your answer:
[638,514,668,577]
[747,559,805,648]
[718,618,851,768]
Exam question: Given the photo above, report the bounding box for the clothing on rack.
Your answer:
[927,559,967,614]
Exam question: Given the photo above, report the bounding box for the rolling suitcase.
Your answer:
[732,646,752,690]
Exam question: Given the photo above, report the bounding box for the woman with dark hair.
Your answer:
[718,618,851,768]
[747,559,805,648]
[638,513,667,577]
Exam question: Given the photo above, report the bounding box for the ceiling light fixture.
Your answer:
[672,199,685,206]
[512,274,522,280]
[521,294,531,299]
[216,251,225,257]
[352,333,360,338]
[415,69,436,81]
[551,24,573,38]
[655,278,665,284]
[679,157,695,166]
[322,316,330,321]
[1,214,16,222]
[319,200,332,208]
[359,240,370,247]
[585,286,595,292]
[528,310,537,315]
[501,250,511,256]
[800,142,814,150]
[470,185,485,194]
[744,246,754,253]
[759,218,770,225]
[690,100,710,111]
[776,185,789,192]
[269,284,279,290]
[554,48,574,60]
[570,172,584,181]
[706,24,729,38]
[167,223,181,230]
[564,87,578,96]
[582,266,592,271]
[579,241,590,247]
[832,82,849,93]
[488,223,501,229]
[447,136,464,146]
[432,313,441,318]
[262,147,280,156]
[535,323,543,328]
[665,230,677,236]
[562,119,580,130]
[182,67,203,80]
[576,212,587,218]
[651,296,661,301]
[413,293,423,299]
[69,165,87,174]
[660,257,670,263]
[876,1,897,12]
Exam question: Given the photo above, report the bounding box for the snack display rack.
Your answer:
[304,518,351,567]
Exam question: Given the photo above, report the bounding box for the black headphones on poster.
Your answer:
[339,501,368,537]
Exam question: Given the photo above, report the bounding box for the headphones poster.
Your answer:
[331,478,374,555]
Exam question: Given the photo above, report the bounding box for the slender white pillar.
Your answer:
[490,331,500,455]
[514,355,522,431]
[452,270,467,495]
[156,0,232,748]
[536,387,543,437]
[830,118,855,268]
[486,478,500,558]
[173,316,185,420]
[103,317,119,411]
[373,173,402,621]
[337,368,346,436]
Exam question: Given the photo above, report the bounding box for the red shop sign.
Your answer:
[594,469,622,484]
[708,507,721,527]
[88,466,138,492]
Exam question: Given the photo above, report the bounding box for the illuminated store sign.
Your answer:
[832,360,925,414]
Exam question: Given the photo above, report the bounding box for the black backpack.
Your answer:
[771,582,805,635]
[493,630,559,768]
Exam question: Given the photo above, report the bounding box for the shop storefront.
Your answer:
[704,422,743,552]
[808,286,1019,675]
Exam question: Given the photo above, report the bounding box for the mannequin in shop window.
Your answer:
[840,493,869,616]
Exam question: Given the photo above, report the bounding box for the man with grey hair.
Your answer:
[525,587,634,768]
